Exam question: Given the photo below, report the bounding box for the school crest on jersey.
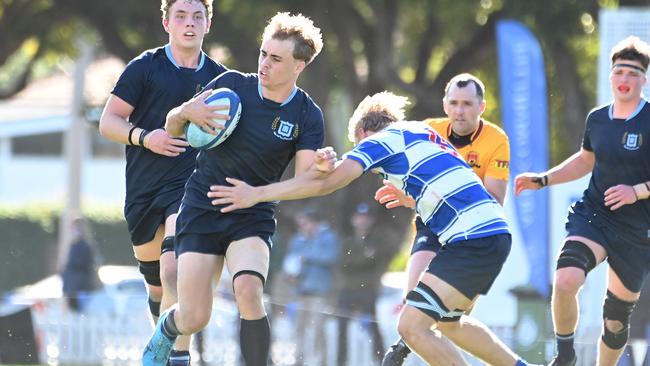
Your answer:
[466,151,481,168]
[622,132,642,151]
[272,117,299,140]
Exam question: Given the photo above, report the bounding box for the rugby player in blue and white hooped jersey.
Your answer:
[208,91,536,366]
[516,36,650,366]
[353,120,508,245]
[99,1,226,364]
[142,13,325,366]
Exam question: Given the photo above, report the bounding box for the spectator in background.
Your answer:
[337,202,386,365]
[629,280,650,362]
[61,216,99,312]
[266,229,292,317]
[285,207,339,366]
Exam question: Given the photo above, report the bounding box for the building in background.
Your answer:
[0,56,126,205]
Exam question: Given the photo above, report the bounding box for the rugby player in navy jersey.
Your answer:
[142,12,325,366]
[515,36,650,366]
[208,91,538,366]
[98,1,227,364]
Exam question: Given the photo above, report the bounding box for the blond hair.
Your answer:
[347,91,410,143]
[161,0,213,20]
[262,12,323,64]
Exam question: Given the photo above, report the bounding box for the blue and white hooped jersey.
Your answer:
[343,121,510,245]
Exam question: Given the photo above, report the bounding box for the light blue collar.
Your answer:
[608,98,647,121]
[257,82,297,106]
[164,44,205,71]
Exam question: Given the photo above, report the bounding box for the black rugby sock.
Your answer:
[240,316,270,366]
[148,298,161,318]
[396,337,411,353]
[162,309,181,339]
[556,332,575,361]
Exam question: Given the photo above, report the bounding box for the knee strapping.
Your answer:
[601,290,636,349]
[232,270,266,286]
[405,282,450,321]
[161,236,175,254]
[138,260,161,286]
[556,240,597,275]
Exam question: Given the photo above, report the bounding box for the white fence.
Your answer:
[33,297,241,366]
[24,296,650,366]
[31,296,406,366]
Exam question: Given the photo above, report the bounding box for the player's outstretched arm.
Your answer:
[374,180,415,209]
[515,148,595,196]
[165,90,229,137]
[208,156,364,212]
[311,147,338,173]
[514,173,546,196]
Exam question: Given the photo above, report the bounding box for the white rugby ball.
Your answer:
[185,87,242,150]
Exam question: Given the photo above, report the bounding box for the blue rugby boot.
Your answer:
[547,354,577,366]
[142,308,177,366]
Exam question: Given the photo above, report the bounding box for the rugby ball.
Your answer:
[185,88,242,150]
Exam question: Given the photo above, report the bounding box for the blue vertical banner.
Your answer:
[496,20,550,298]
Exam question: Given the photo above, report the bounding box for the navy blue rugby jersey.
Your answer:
[182,70,325,213]
[111,45,227,203]
[581,100,650,240]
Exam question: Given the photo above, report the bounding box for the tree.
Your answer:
[0,0,624,273]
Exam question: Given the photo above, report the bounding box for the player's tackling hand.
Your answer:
[374,180,415,209]
[604,184,637,211]
[181,90,230,135]
[314,146,337,173]
[144,129,189,157]
[208,177,258,212]
[513,173,545,196]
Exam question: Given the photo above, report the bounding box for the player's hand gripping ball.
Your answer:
[185,88,242,149]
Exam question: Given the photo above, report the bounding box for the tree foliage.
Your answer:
[0,0,612,148]
[0,0,631,274]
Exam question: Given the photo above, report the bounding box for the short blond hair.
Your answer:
[161,0,213,20]
[262,12,323,64]
[347,91,410,143]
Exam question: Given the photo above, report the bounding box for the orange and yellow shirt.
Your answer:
[425,117,510,181]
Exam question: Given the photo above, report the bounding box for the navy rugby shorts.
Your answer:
[565,201,650,293]
[175,204,275,256]
[410,216,443,255]
[427,234,511,299]
[124,188,182,245]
